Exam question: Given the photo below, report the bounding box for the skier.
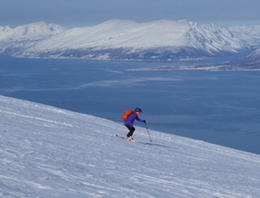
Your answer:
[122,107,146,141]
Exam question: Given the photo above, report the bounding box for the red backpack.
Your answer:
[122,109,134,121]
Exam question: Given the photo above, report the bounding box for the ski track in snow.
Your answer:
[0,95,260,198]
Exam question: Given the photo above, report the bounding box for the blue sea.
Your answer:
[1,56,260,154]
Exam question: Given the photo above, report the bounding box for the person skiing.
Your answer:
[122,107,146,141]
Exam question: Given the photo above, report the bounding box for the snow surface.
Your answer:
[1,95,260,198]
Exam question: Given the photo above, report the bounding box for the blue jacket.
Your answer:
[124,112,145,126]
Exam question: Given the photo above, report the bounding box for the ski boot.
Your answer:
[126,136,135,142]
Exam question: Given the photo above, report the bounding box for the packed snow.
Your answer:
[0,95,260,198]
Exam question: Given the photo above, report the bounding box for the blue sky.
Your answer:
[0,0,259,27]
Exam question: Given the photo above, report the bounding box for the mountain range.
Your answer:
[0,20,260,66]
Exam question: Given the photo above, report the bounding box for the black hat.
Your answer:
[134,107,143,112]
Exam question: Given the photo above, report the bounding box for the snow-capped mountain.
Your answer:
[0,19,260,62]
[1,95,260,197]
[28,20,241,53]
[0,22,63,41]
[0,22,63,55]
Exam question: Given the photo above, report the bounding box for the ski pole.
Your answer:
[145,122,152,142]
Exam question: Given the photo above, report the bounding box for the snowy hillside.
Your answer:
[242,48,260,66]
[229,25,260,47]
[1,95,260,198]
[2,19,260,61]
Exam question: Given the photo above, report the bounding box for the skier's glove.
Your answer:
[144,120,147,124]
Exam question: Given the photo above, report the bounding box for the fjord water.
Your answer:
[1,56,260,154]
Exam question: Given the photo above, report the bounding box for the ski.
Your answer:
[114,134,151,145]
[115,134,135,142]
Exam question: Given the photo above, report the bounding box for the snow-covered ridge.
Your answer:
[0,22,64,55]
[0,22,63,41]
[29,19,241,52]
[229,25,260,47]
[1,95,260,197]
[0,19,260,61]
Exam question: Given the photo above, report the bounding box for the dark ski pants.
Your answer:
[125,125,135,137]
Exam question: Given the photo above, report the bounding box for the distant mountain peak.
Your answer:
[0,19,260,61]
[0,21,64,42]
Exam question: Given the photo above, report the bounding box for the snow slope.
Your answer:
[0,95,260,198]
[229,25,260,47]
[241,48,260,66]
